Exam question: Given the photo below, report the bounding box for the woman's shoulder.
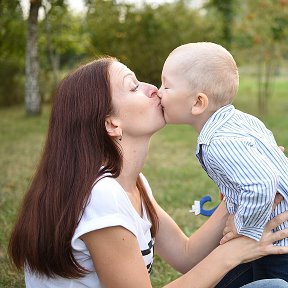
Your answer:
[72,176,138,251]
[92,173,154,200]
[89,176,128,210]
[92,175,120,192]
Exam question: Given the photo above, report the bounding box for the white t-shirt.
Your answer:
[25,174,154,288]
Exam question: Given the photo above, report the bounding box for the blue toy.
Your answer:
[189,195,219,216]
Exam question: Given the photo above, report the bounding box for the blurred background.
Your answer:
[0,0,288,287]
[1,0,288,113]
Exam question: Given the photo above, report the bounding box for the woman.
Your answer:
[9,57,288,287]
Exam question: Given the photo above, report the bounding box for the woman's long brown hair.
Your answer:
[8,57,158,278]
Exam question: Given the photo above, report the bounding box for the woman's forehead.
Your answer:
[109,62,135,94]
[110,62,133,79]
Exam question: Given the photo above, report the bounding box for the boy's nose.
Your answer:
[157,86,163,98]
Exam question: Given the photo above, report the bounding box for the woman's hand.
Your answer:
[223,201,288,265]
[220,193,284,245]
[163,204,288,288]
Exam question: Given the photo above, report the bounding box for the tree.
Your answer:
[40,1,87,98]
[234,0,288,114]
[0,0,26,106]
[205,0,238,50]
[122,0,215,85]
[85,0,125,58]
[25,0,42,115]
[85,0,220,86]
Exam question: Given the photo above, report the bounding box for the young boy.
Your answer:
[158,42,288,283]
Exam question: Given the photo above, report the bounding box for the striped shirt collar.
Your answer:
[196,104,235,152]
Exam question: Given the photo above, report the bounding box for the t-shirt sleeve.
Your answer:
[72,177,138,252]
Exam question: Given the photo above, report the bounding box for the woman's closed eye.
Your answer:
[130,83,139,92]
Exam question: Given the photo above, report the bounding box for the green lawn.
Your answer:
[0,75,287,287]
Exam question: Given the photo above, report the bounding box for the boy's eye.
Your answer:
[131,84,139,92]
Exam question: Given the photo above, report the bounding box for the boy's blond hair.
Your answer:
[170,42,239,108]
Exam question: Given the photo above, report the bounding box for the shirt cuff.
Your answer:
[236,225,264,241]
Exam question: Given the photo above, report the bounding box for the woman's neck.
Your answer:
[117,136,150,192]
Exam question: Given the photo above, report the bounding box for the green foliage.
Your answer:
[123,0,218,86]
[85,0,221,86]
[233,0,288,114]
[38,2,89,101]
[39,2,88,67]
[205,0,238,49]
[0,0,26,106]
[0,0,26,60]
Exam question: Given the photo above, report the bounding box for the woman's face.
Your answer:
[109,62,165,138]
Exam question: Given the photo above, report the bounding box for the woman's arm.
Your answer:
[81,222,232,288]
[154,193,286,274]
[154,199,229,273]
[82,209,288,288]
[82,224,240,288]
[81,226,152,288]
[165,207,288,288]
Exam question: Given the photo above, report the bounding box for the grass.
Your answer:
[0,74,287,287]
[0,106,50,287]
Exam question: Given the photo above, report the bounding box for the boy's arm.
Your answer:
[220,193,284,244]
[205,137,279,241]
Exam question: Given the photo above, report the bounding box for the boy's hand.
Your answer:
[219,194,283,245]
[220,214,240,244]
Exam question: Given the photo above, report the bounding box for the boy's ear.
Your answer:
[191,93,209,115]
[105,116,122,138]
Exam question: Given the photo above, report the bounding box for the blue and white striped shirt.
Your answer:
[196,104,288,245]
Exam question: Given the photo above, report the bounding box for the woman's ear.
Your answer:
[105,116,122,138]
[191,93,209,115]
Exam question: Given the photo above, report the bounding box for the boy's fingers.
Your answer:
[220,231,235,245]
[272,193,283,210]
[279,146,285,152]
[223,226,230,236]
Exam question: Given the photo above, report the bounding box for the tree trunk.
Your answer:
[25,0,41,115]
[44,13,60,89]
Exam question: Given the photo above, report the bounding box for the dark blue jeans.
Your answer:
[215,254,288,288]
[241,279,288,288]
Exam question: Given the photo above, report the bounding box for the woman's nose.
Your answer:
[146,83,159,98]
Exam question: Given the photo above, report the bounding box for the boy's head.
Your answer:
[159,42,239,126]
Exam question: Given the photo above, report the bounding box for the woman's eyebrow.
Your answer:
[122,72,135,84]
